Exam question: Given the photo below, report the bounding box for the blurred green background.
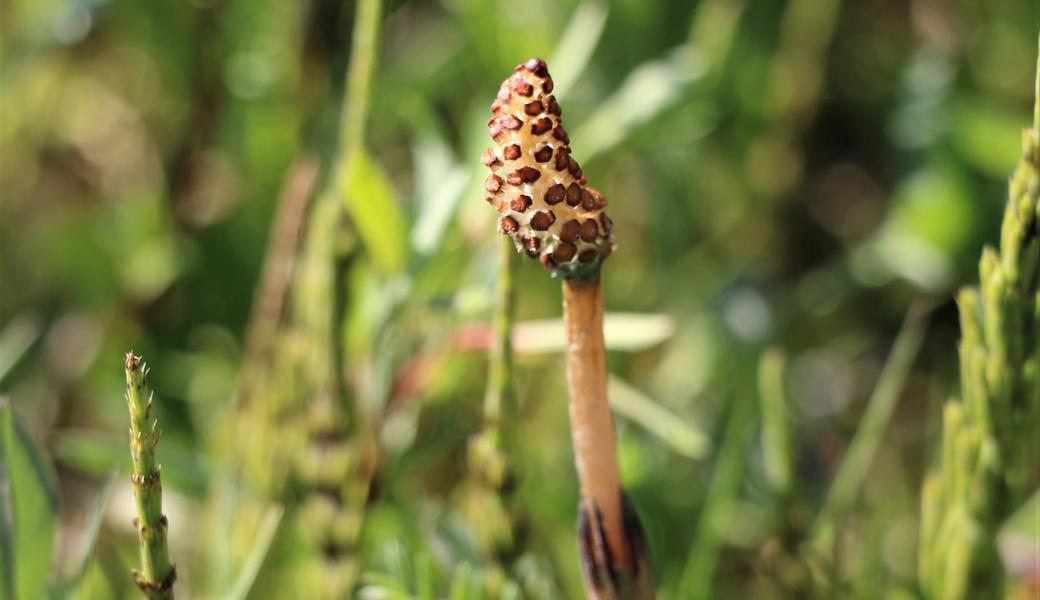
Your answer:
[1,0,1038,597]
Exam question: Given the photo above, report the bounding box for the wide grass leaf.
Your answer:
[342,149,408,274]
[410,127,468,256]
[0,314,41,387]
[221,504,284,600]
[61,469,116,594]
[547,0,609,101]
[0,399,60,600]
[608,375,710,459]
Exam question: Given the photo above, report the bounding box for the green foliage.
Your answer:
[343,149,408,274]
[0,399,59,600]
[124,354,176,598]
[220,505,283,600]
[56,469,117,597]
[918,64,1040,599]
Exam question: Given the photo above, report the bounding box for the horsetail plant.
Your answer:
[463,233,521,562]
[124,352,176,599]
[483,58,654,599]
[918,40,1040,599]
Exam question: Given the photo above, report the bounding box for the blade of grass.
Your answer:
[339,0,381,161]
[572,0,745,163]
[0,313,41,387]
[342,148,407,273]
[607,375,710,460]
[547,0,609,102]
[758,349,792,496]
[677,390,756,598]
[410,125,468,255]
[484,235,516,430]
[220,504,283,600]
[63,469,118,590]
[448,563,475,600]
[687,0,746,83]
[573,49,704,163]
[811,302,930,546]
[237,154,319,410]
[0,397,60,600]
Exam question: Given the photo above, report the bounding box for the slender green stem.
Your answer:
[678,390,755,599]
[462,234,518,565]
[284,1,386,595]
[484,235,516,434]
[758,348,791,497]
[813,304,928,538]
[1035,33,1039,130]
[124,352,176,599]
[339,0,382,164]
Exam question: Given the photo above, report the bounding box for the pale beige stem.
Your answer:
[563,275,629,570]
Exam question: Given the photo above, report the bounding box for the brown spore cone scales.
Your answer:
[483,58,614,279]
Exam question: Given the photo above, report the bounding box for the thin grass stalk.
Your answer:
[485,234,517,438]
[237,155,320,411]
[812,304,928,537]
[338,0,381,170]
[755,350,815,595]
[464,234,519,564]
[287,0,385,594]
[677,388,755,599]
[124,352,176,599]
[758,348,791,498]
[227,0,385,592]
[752,0,840,201]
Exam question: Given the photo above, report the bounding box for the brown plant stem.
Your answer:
[238,154,319,408]
[562,275,628,570]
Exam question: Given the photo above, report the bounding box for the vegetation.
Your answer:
[918,45,1040,599]
[0,0,1037,598]
[123,353,176,598]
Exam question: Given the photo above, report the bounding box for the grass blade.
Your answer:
[574,49,704,163]
[220,504,284,600]
[0,314,41,388]
[608,375,709,459]
[342,149,407,274]
[62,469,118,591]
[0,397,60,600]
[547,0,609,101]
[677,390,756,598]
[812,303,930,544]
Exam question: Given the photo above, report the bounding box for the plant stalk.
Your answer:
[563,276,626,567]
[485,235,517,432]
[124,352,176,599]
[563,275,654,598]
